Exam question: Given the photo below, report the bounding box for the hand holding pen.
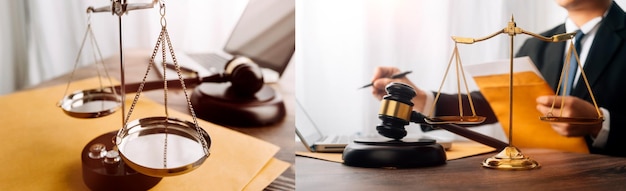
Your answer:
[366,67,419,101]
[366,67,429,113]
[359,70,412,89]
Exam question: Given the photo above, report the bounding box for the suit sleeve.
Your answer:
[604,111,626,156]
[420,91,498,132]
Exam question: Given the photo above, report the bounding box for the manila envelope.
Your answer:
[465,57,588,153]
[0,77,287,190]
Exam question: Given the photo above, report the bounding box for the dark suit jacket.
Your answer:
[432,2,626,157]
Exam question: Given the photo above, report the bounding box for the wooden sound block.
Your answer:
[342,139,447,168]
[82,131,162,191]
[191,83,286,127]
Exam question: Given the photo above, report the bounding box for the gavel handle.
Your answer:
[111,74,227,93]
[411,112,509,150]
[111,78,201,93]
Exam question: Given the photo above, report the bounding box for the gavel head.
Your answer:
[224,56,264,95]
[376,82,416,140]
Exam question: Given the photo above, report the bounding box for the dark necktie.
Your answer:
[564,30,585,95]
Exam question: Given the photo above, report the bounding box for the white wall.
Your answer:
[0,0,248,95]
[296,0,626,139]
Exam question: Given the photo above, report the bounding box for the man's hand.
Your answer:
[371,66,427,112]
[536,95,603,137]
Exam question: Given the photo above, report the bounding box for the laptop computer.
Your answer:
[296,97,453,152]
[295,99,355,153]
[185,0,295,83]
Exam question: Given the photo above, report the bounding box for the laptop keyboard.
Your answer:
[334,136,351,144]
[327,135,353,144]
[187,53,230,73]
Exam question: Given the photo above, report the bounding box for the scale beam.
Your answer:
[87,0,158,16]
[452,16,576,44]
[439,15,602,170]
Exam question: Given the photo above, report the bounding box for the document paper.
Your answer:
[0,77,288,190]
[465,56,588,153]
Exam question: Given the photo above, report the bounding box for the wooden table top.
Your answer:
[296,148,626,190]
[30,49,295,189]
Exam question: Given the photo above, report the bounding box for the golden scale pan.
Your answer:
[427,16,603,170]
[425,38,487,125]
[538,33,604,125]
[59,0,210,178]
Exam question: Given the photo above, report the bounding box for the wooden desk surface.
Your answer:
[296,149,626,190]
[31,50,295,189]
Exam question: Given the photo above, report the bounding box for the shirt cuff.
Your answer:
[421,91,435,116]
[592,107,610,148]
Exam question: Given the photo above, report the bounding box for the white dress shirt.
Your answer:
[564,15,610,148]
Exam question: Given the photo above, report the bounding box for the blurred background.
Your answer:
[296,0,626,141]
[0,0,248,95]
[4,0,626,143]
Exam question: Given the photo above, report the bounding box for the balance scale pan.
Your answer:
[116,117,211,177]
[540,116,603,125]
[424,116,486,125]
[58,87,121,118]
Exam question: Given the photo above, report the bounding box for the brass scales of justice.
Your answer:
[426,16,603,170]
[57,0,211,189]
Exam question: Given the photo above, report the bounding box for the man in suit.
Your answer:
[371,0,626,157]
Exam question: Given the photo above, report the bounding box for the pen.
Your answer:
[359,70,412,89]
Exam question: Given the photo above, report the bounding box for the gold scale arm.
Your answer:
[451,16,605,171]
[427,16,554,125]
[452,16,575,44]
[448,15,597,171]
[441,15,603,146]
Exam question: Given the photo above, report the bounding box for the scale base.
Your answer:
[82,131,162,191]
[482,146,540,170]
[342,138,447,168]
[191,83,286,127]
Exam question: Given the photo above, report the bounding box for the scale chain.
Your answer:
[122,30,163,128]
[164,28,210,155]
[160,3,169,167]
[120,2,210,170]
[61,14,117,105]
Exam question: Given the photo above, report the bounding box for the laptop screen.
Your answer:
[224,0,295,76]
[295,99,323,148]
